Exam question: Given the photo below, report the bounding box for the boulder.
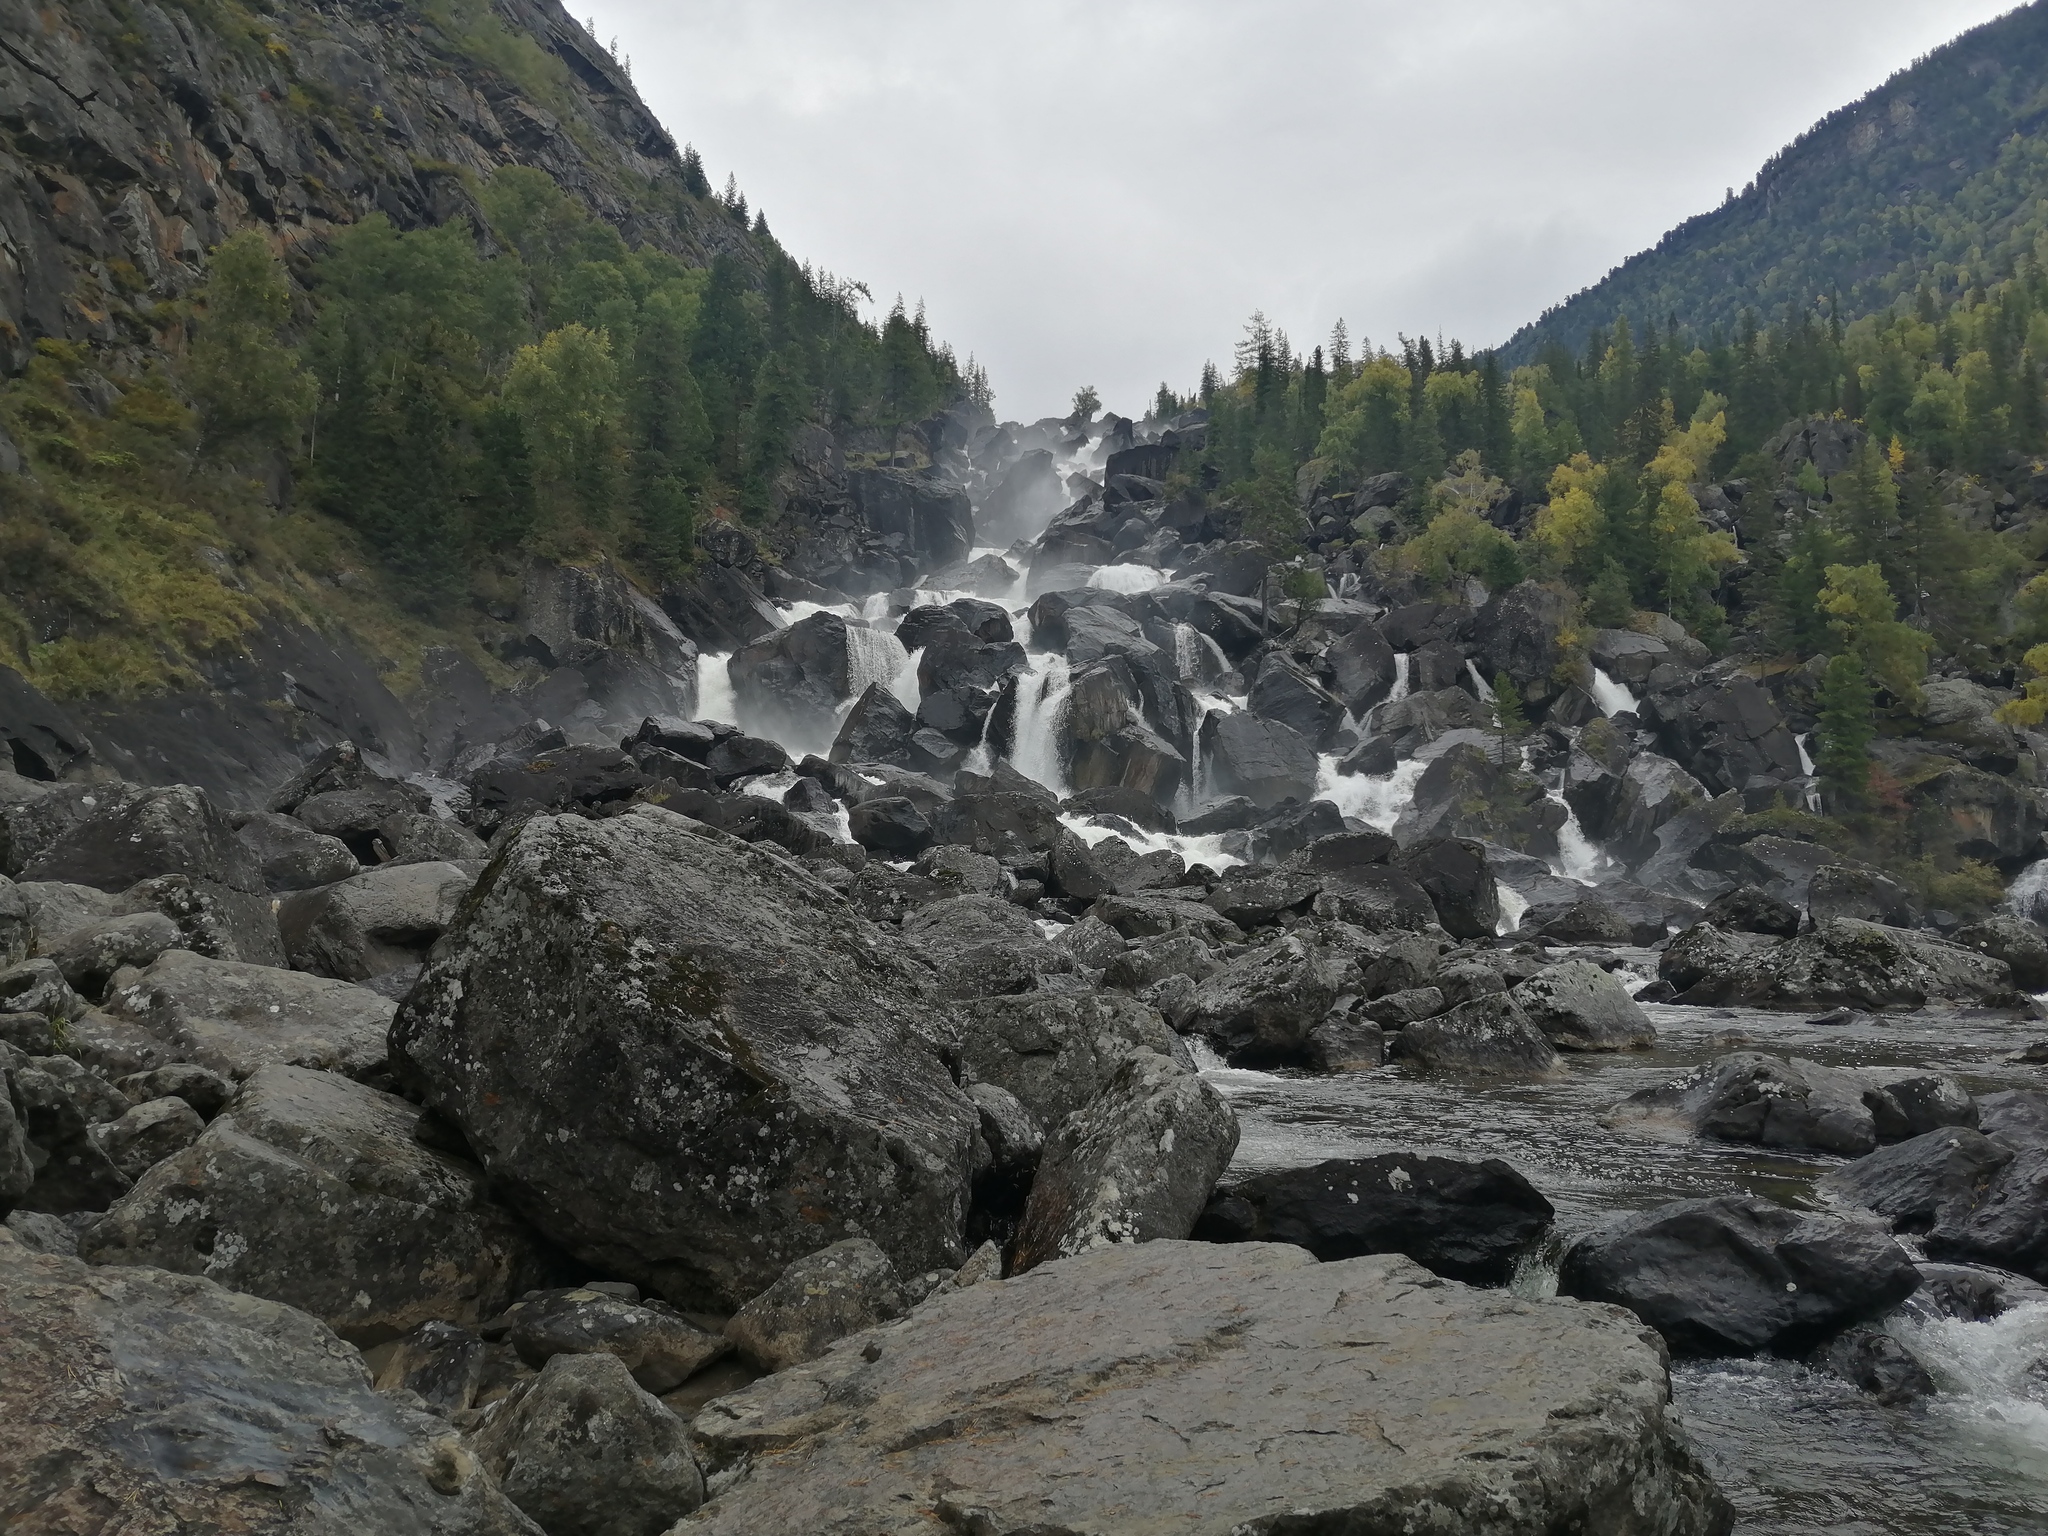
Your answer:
[1392,836,1499,939]
[1664,917,2019,1011]
[3,1050,129,1214]
[1610,1053,1975,1157]
[1473,580,1584,710]
[1566,750,1706,870]
[1512,960,1656,1051]
[1388,993,1563,1078]
[846,795,934,858]
[1519,896,1635,946]
[90,1094,203,1181]
[1558,1195,1921,1355]
[80,1065,551,1345]
[0,1239,540,1533]
[18,784,281,968]
[370,1319,490,1413]
[46,911,181,1001]
[686,1242,1732,1535]
[1189,928,1351,1067]
[1307,1014,1386,1071]
[829,682,918,768]
[102,949,396,1081]
[1011,1050,1238,1272]
[954,991,1187,1130]
[730,612,906,742]
[1197,710,1318,810]
[1639,676,1805,795]
[1806,864,1921,929]
[898,894,1074,1001]
[390,808,978,1310]
[1200,1154,1553,1284]
[471,1352,704,1536]
[0,957,84,1021]
[234,810,361,893]
[724,1238,907,1372]
[850,466,976,570]
[1395,743,1567,857]
[1702,884,1801,937]
[1358,686,1492,760]
[1809,1324,1936,1405]
[502,1288,731,1393]
[1952,913,2048,991]
[117,1062,233,1120]
[279,860,475,982]
[467,744,649,833]
[1246,653,1345,748]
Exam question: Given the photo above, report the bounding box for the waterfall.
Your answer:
[1466,661,1496,703]
[844,626,910,700]
[1590,667,1639,717]
[697,654,738,725]
[1547,781,1612,884]
[1387,652,1412,704]
[1007,652,1073,795]
[2008,858,2048,924]
[1087,565,1168,594]
[1794,733,1823,812]
[889,647,925,712]
[1172,623,1231,686]
[859,592,892,623]
[1315,753,1426,833]
[1494,880,1530,937]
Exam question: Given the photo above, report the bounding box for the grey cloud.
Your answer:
[584,0,2016,419]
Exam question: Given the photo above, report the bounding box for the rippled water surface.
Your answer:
[1199,972,2048,1535]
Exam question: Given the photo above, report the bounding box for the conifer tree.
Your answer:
[1816,652,1876,812]
[1491,674,1527,765]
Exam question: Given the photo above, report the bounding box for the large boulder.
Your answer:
[102,949,396,1081]
[1189,927,1356,1067]
[1394,835,1498,939]
[724,1238,906,1372]
[390,808,978,1310]
[1512,960,1656,1051]
[1199,1154,1553,1284]
[80,1065,551,1344]
[953,991,1184,1129]
[235,810,361,893]
[1607,1053,1974,1158]
[730,612,907,745]
[501,1288,730,1393]
[279,860,475,982]
[19,785,282,966]
[1388,993,1563,1079]
[1558,1195,1921,1356]
[3,1048,129,1214]
[0,1236,540,1533]
[1246,653,1345,749]
[1011,1050,1237,1273]
[686,1242,1732,1535]
[1662,917,2019,1011]
[1952,913,2048,991]
[472,1353,701,1536]
[1196,710,1318,810]
[1395,742,1567,857]
[1639,675,1805,795]
[1473,580,1585,711]
[850,466,976,571]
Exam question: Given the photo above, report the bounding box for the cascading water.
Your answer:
[843,625,910,700]
[1794,732,1824,811]
[1317,753,1426,833]
[2007,858,2048,925]
[1087,565,1168,594]
[1547,778,1612,883]
[1493,879,1530,936]
[1387,652,1412,704]
[1007,652,1073,795]
[1590,666,1639,717]
[1465,660,1495,703]
[696,654,738,725]
[889,648,925,712]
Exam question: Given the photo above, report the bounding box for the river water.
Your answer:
[1197,973,2048,1534]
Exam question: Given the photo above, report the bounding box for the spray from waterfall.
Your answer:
[1590,666,1639,717]
[1007,652,1073,796]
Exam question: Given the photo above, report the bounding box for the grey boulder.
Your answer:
[725,1238,907,1372]
[89,1094,204,1180]
[279,859,476,981]
[236,809,361,893]
[953,990,1187,1130]
[502,1288,731,1394]
[1608,1053,1975,1158]
[1512,960,1657,1051]
[1389,992,1563,1078]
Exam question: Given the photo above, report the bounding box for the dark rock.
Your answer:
[471,1352,703,1536]
[503,1288,730,1394]
[1364,986,1446,1026]
[829,684,919,768]
[1197,711,1318,809]
[4,1051,129,1214]
[235,811,361,893]
[847,795,934,858]
[1513,960,1656,1051]
[730,612,906,740]
[0,1241,539,1532]
[782,776,838,816]
[1952,914,2048,992]
[279,860,474,982]
[1664,917,2019,1011]
[1703,884,1801,937]
[684,1242,1732,1535]
[1396,744,1566,858]
[1519,896,1634,946]
[1559,1194,1921,1356]
[116,1063,231,1120]
[930,791,1065,857]
[725,1238,906,1372]
[80,1065,550,1345]
[1639,675,1805,795]
[371,1320,489,1413]
[1820,1116,2048,1283]
[469,744,649,833]
[90,1096,203,1181]
[1011,1050,1237,1272]
[1190,929,1354,1066]
[954,991,1186,1131]
[1807,864,1921,929]
[390,808,977,1310]
[704,733,791,787]
[1394,836,1498,939]
[1247,653,1345,749]
[1204,1154,1554,1284]
[1809,1324,1936,1404]
[1063,785,1177,833]
[1307,1015,1386,1072]
[1388,993,1562,1078]
[850,467,976,570]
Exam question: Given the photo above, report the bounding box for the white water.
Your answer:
[844,625,910,700]
[1387,652,1412,704]
[1087,564,1168,594]
[697,654,738,726]
[1061,811,1246,873]
[1892,1297,2048,1453]
[1007,651,1073,795]
[1494,879,1530,936]
[2007,858,2048,923]
[1465,660,1495,703]
[1316,753,1426,834]
[1548,786,1613,883]
[889,647,925,712]
[1793,733,1824,812]
[1590,666,1639,717]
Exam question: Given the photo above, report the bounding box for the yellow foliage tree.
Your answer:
[1818,562,1932,706]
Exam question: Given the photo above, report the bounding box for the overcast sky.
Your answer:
[581,1,2019,423]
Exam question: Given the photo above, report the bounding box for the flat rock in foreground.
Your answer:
[683,1241,1732,1536]
[0,1233,539,1535]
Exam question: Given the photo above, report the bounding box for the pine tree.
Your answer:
[1586,559,1633,628]
[1816,652,1876,812]
[1491,673,1527,765]
[680,145,710,197]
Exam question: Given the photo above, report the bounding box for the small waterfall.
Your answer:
[1466,661,1495,703]
[889,647,925,712]
[697,654,738,725]
[1590,667,1639,717]
[1547,782,1612,884]
[960,697,1000,777]
[2008,858,2048,924]
[859,592,892,623]
[1793,733,1823,811]
[1007,652,1073,795]
[1171,624,1232,686]
[1887,1294,2048,1451]
[1387,652,1412,704]
[844,625,910,700]
[1494,879,1530,937]
[1087,565,1168,594]
[1315,753,1426,833]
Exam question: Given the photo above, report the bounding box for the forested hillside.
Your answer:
[1503,1,2048,363]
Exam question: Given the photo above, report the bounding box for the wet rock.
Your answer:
[686,1241,1731,1535]
[1561,1195,1922,1355]
[19,785,282,967]
[954,991,1187,1130]
[468,744,649,833]
[390,808,978,1311]
[1102,931,1222,991]
[1307,1014,1386,1071]
[1197,710,1318,809]
[726,1238,907,1372]
[1011,1050,1237,1272]
[1094,891,1247,946]
[731,612,903,741]
[1639,675,1805,795]
[1663,917,2019,1011]
[1912,762,2048,867]
[1049,827,1182,899]
[1436,960,1508,1007]
[847,794,934,857]
[1205,866,1320,928]
[0,1240,539,1533]
[503,1289,730,1393]
[471,1352,703,1536]
[1389,993,1562,1078]
[829,682,918,767]
[1809,1324,1937,1404]
[1703,884,1801,937]
[234,810,361,893]
[1513,960,1656,1051]
[898,895,1073,1001]
[294,780,434,857]
[1611,1053,1974,1157]
[1201,1154,1553,1284]
[1567,749,1707,870]
[89,1095,203,1181]
[80,1065,550,1345]
[103,948,396,1081]
[1247,653,1346,748]
[850,466,976,571]
[1820,1116,2048,1283]
[1364,985,1446,1026]
[279,860,474,982]
[1912,1260,2048,1321]
[1393,835,1498,939]
[1952,914,2048,992]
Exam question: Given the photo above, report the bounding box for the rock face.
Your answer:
[724,1238,906,1372]
[1196,710,1318,809]
[1011,1050,1237,1273]
[0,1236,540,1534]
[1559,1195,1921,1356]
[103,948,397,1081]
[1663,918,2019,1011]
[472,1353,702,1536]
[687,1241,1732,1535]
[1201,1154,1554,1285]
[391,807,978,1310]
[81,1065,550,1344]
[502,1289,730,1394]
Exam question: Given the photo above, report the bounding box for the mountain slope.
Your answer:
[1502,2,2048,362]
